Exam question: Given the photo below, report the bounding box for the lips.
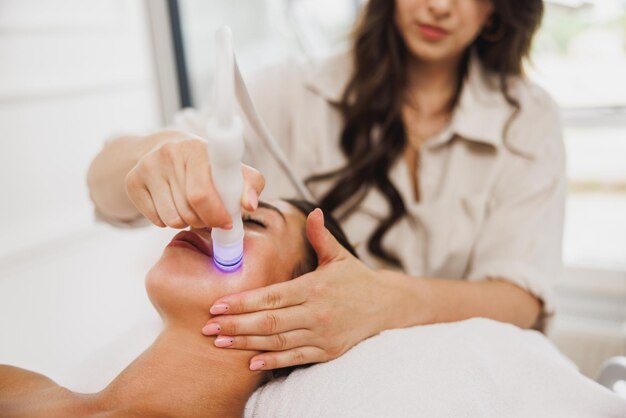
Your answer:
[169,230,213,258]
[417,23,449,41]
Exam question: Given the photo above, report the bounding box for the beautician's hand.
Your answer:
[202,209,390,371]
[125,135,264,228]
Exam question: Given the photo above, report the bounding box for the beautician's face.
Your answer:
[394,0,494,63]
[146,200,307,327]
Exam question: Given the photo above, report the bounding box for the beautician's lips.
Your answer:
[417,23,449,40]
[169,230,213,258]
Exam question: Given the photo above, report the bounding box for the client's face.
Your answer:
[146,199,307,327]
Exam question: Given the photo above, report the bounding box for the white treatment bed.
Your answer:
[244,318,626,418]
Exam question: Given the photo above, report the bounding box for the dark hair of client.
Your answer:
[266,199,358,381]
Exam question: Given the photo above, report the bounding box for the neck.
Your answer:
[89,325,266,417]
[405,55,462,115]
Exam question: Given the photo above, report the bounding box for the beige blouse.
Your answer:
[171,51,566,318]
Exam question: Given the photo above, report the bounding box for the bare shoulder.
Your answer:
[0,364,60,395]
[0,365,73,417]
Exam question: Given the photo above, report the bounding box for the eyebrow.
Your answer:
[258,201,286,223]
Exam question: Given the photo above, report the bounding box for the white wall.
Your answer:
[0,0,173,391]
[0,0,161,261]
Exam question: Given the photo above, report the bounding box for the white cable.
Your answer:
[232,57,316,203]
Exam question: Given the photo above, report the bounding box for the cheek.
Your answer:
[394,0,414,37]
[458,2,494,39]
[244,235,295,285]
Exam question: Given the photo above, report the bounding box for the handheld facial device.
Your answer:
[207,26,245,272]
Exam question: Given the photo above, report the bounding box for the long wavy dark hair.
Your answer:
[306,0,544,268]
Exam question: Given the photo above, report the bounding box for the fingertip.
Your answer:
[242,164,266,196]
[249,188,259,210]
[218,212,233,229]
[249,359,266,371]
[307,208,324,228]
[314,208,324,225]
[306,208,326,243]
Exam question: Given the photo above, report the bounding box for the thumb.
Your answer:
[241,164,265,211]
[305,208,343,266]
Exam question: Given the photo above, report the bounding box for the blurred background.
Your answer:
[0,0,624,388]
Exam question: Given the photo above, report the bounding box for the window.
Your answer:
[529,0,626,272]
[176,0,359,107]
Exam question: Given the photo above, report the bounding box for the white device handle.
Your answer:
[207,26,245,271]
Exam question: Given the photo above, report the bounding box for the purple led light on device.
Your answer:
[213,245,244,272]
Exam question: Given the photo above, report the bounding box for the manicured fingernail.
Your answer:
[250,360,265,371]
[201,323,221,335]
[248,189,259,211]
[316,208,325,225]
[214,336,234,348]
[222,223,233,230]
[210,304,229,315]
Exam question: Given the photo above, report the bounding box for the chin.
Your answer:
[144,248,217,324]
[144,245,266,325]
[412,47,452,63]
[405,39,460,63]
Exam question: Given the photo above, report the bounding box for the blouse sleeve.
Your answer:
[465,92,566,320]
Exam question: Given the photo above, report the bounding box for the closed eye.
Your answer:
[242,215,266,228]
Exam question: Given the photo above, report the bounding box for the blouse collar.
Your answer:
[303,50,517,151]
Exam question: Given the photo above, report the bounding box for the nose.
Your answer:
[427,0,452,20]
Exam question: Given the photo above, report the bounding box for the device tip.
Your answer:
[213,251,244,272]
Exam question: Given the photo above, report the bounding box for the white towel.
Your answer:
[244,318,626,418]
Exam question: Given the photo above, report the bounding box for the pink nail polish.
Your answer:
[214,336,234,348]
[202,323,221,335]
[250,360,265,371]
[210,304,229,315]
